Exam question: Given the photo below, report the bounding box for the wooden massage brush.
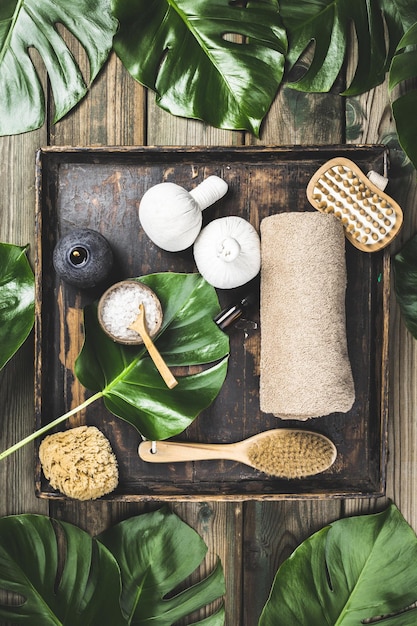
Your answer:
[138,429,337,479]
[306,157,403,252]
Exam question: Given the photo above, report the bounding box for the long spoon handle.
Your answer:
[138,440,240,463]
[130,306,178,389]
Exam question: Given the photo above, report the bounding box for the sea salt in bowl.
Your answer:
[98,280,163,345]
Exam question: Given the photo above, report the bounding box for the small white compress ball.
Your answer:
[138,176,228,252]
[193,216,261,289]
[39,425,119,500]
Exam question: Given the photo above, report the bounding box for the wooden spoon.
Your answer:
[138,429,337,478]
[129,304,178,389]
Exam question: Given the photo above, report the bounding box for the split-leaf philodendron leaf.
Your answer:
[0,508,225,625]
[111,0,287,136]
[280,0,417,96]
[393,233,417,338]
[389,22,417,170]
[0,243,34,370]
[75,273,229,441]
[0,514,126,625]
[259,504,417,625]
[98,507,225,625]
[0,0,117,136]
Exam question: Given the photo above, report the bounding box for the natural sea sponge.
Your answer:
[39,425,119,500]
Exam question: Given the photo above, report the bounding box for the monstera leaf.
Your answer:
[279,0,417,96]
[0,509,225,625]
[393,233,417,339]
[98,507,225,625]
[259,504,417,625]
[111,0,287,136]
[0,0,117,135]
[0,243,34,370]
[0,514,126,625]
[75,273,229,441]
[389,22,417,170]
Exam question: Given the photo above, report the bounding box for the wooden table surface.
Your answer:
[1,47,416,626]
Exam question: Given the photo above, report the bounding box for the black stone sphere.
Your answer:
[53,228,114,289]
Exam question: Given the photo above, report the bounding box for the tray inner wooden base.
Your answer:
[35,145,389,500]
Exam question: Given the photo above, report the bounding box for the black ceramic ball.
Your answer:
[53,228,114,289]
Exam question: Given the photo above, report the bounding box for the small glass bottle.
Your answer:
[214,295,254,330]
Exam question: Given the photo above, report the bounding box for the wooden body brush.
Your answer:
[138,430,337,479]
[306,157,403,252]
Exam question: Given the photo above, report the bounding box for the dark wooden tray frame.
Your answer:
[34,145,390,501]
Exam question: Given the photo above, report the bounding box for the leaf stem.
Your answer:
[0,391,103,461]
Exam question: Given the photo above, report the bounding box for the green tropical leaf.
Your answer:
[0,509,225,625]
[259,504,417,625]
[280,0,415,96]
[393,233,417,338]
[0,514,125,625]
[98,507,225,626]
[0,0,117,136]
[0,243,34,370]
[75,273,229,441]
[111,0,287,136]
[389,22,417,170]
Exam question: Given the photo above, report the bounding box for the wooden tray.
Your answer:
[34,145,390,501]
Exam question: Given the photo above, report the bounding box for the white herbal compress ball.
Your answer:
[193,216,261,289]
[138,176,228,252]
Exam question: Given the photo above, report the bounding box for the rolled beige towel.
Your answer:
[259,212,355,420]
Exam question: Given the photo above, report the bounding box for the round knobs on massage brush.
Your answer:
[306,157,403,252]
[313,170,394,244]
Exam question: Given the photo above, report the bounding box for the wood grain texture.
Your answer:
[44,41,246,624]
[243,500,342,624]
[1,22,415,626]
[145,103,245,626]
[241,57,348,626]
[171,502,243,625]
[34,145,389,503]
[45,31,150,560]
[345,80,417,529]
[50,39,146,147]
[0,54,50,621]
[0,126,49,520]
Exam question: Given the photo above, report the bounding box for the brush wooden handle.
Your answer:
[130,307,178,389]
[138,430,338,479]
[138,440,242,463]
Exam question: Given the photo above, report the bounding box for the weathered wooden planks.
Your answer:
[145,96,246,626]
[0,131,49,519]
[0,25,415,626]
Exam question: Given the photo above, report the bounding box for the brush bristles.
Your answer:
[247,431,335,479]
